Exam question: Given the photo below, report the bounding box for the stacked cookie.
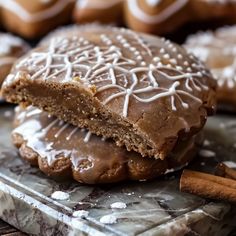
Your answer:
[2,25,216,184]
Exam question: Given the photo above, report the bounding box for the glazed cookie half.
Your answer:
[2,26,216,159]
[12,106,201,184]
[0,33,29,89]
[185,25,236,109]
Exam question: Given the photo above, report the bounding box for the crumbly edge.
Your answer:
[3,78,171,158]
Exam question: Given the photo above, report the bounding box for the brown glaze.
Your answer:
[12,106,201,184]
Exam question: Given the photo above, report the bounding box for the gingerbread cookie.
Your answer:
[0,0,76,39]
[73,0,124,24]
[185,26,236,109]
[2,26,216,159]
[0,33,29,90]
[12,106,201,184]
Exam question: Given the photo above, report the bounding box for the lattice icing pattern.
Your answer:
[14,28,210,117]
[186,26,236,88]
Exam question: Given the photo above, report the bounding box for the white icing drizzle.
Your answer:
[127,0,188,24]
[146,0,162,7]
[13,107,93,166]
[84,131,92,143]
[77,0,123,9]
[15,29,209,117]
[185,26,236,88]
[0,0,75,23]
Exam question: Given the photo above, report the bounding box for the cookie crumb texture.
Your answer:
[4,26,216,159]
[12,106,201,184]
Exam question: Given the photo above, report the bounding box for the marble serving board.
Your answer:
[0,105,236,236]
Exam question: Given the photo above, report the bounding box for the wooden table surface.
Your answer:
[0,219,26,236]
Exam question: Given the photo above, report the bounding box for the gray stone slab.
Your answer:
[0,105,235,235]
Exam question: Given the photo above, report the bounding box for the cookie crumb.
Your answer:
[110,202,127,209]
[89,84,97,94]
[51,191,70,200]
[73,210,89,218]
[100,215,117,224]
[199,149,216,158]
[203,139,210,146]
[223,161,236,169]
[73,76,81,82]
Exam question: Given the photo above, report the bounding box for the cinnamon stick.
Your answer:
[180,169,236,203]
[215,163,236,180]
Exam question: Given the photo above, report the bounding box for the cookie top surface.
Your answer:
[8,26,215,119]
[185,26,236,89]
[12,106,199,184]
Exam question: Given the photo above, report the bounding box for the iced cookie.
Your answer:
[0,0,76,39]
[73,0,124,24]
[185,26,236,109]
[2,26,216,159]
[124,0,236,35]
[124,0,191,35]
[0,33,29,89]
[12,106,201,184]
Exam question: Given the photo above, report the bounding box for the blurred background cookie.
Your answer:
[0,0,76,39]
[73,0,124,25]
[0,33,29,89]
[124,0,236,36]
[124,0,190,35]
[185,26,236,110]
